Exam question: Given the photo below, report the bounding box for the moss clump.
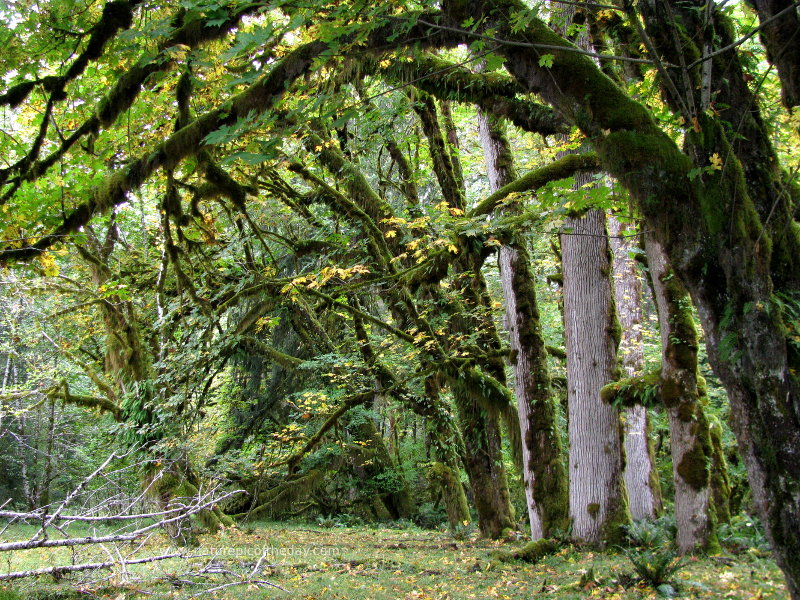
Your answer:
[600,369,661,408]
[587,503,601,519]
[677,442,710,491]
[599,487,632,547]
[489,538,558,564]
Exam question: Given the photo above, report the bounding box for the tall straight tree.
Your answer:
[562,207,628,544]
[609,216,662,520]
[551,4,629,545]
[477,106,569,539]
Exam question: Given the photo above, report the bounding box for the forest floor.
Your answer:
[0,520,789,600]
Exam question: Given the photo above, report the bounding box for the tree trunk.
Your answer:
[424,376,471,528]
[458,3,800,590]
[562,208,629,545]
[450,377,516,538]
[646,233,720,553]
[608,215,662,520]
[477,106,568,539]
[413,95,517,538]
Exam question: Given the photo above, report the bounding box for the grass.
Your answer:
[1,521,789,599]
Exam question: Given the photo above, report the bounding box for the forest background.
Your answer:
[1,0,799,598]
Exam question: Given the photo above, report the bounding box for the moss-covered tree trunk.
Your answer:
[449,377,515,538]
[440,0,800,591]
[428,461,471,529]
[608,215,662,520]
[413,94,517,538]
[646,234,720,553]
[424,376,471,528]
[477,106,568,539]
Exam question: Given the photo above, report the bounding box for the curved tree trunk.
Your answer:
[646,233,719,553]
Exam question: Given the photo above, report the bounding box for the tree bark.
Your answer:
[562,208,629,545]
[477,107,568,539]
[646,233,720,553]
[608,215,662,520]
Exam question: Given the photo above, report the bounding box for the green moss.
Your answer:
[587,503,601,519]
[428,462,471,528]
[676,442,710,491]
[488,538,558,564]
[676,401,697,422]
[708,414,732,524]
[599,486,632,546]
[600,369,661,408]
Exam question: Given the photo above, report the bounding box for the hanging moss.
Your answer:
[236,469,323,520]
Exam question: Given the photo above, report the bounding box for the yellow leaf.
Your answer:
[709,152,723,170]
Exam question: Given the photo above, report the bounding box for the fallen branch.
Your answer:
[0,488,243,552]
[0,552,185,581]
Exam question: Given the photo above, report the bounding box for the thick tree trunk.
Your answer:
[477,107,568,539]
[453,2,799,590]
[608,215,662,520]
[562,208,629,545]
[646,234,720,553]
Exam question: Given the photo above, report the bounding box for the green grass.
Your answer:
[1,521,789,599]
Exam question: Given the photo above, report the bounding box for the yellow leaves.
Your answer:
[709,152,723,170]
[281,265,370,295]
[596,8,617,20]
[37,252,59,277]
[379,58,392,69]
[385,230,397,239]
[447,244,459,254]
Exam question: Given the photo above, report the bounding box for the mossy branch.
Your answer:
[1,41,327,262]
[240,336,303,370]
[284,391,375,473]
[47,386,122,421]
[469,152,600,218]
[600,369,662,408]
[370,52,567,136]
